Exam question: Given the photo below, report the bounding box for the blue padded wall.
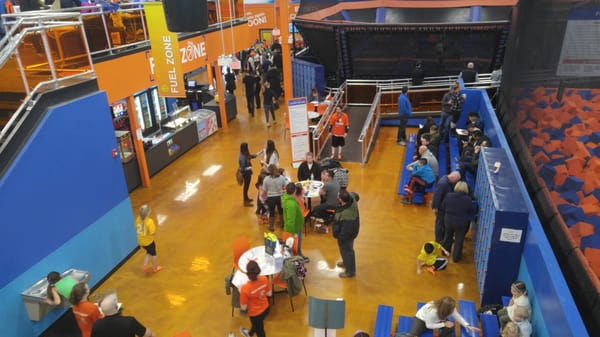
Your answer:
[0,91,137,337]
[472,89,588,336]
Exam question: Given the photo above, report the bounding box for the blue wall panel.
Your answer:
[472,89,588,336]
[0,91,137,337]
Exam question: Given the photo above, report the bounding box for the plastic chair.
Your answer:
[272,260,307,312]
[231,236,251,272]
[280,231,298,255]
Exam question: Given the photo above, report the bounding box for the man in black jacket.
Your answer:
[333,190,360,278]
[431,171,461,242]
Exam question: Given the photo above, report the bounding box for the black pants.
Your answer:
[397,115,408,142]
[243,174,252,201]
[266,196,282,219]
[246,94,255,116]
[442,222,468,262]
[408,317,453,337]
[255,89,261,108]
[249,306,270,337]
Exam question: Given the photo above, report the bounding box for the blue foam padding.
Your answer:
[536,100,548,108]
[547,157,568,166]
[530,146,544,157]
[577,89,595,100]
[591,146,600,158]
[557,204,585,221]
[566,217,579,227]
[449,136,461,172]
[397,315,413,333]
[583,106,594,112]
[551,101,564,109]
[570,115,582,124]
[561,176,584,192]
[541,128,565,141]
[458,300,480,337]
[480,313,500,337]
[580,234,600,250]
[398,135,417,196]
[592,188,600,202]
[538,164,556,182]
[589,131,600,144]
[583,215,600,227]
[579,135,590,143]
[373,304,394,337]
[560,191,580,204]
[438,139,448,178]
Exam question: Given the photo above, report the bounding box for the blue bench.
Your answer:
[397,315,414,333]
[480,313,500,337]
[398,134,417,196]
[374,304,394,337]
[437,138,448,178]
[502,296,510,307]
[416,302,434,337]
[458,300,480,337]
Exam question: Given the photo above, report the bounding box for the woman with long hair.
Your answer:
[262,164,286,231]
[497,280,531,328]
[405,296,479,337]
[135,204,162,273]
[240,261,271,337]
[70,283,103,337]
[239,142,262,207]
[260,140,279,168]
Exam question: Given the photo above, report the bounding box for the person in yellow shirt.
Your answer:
[135,204,163,273]
[416,241,449,275]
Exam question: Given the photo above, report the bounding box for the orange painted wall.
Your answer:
[95,4,300,103]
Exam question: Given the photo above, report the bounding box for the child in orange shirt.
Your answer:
[240,261,272,337]
[329,106,349,160]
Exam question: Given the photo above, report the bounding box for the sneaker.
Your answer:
[142,265,150,273]
[315,218,325,223]
[330,154,335,159]
[266,123,271,128]
[426,266,436,275]
[244,201,254,207]
[336,261,345,268]
[337,154,342,160]
[302,256,311,263]
[240,327,250,337]
[153,266,163,273]
[339,272,355,278]
[398,141,407,146]
[401,198,412,205]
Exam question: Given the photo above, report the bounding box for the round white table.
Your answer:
[308,111,320,120]
[237,246,282,276]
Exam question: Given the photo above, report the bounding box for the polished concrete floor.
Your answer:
[92,76,480,337]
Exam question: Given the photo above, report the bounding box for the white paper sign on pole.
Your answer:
[288,97,309,167]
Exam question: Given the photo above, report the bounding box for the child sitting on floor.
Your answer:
[416,241,450,275]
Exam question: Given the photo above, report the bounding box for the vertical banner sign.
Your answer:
[288,97,309,167]
[144,2,186,97]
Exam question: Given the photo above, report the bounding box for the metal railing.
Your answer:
[357,90,381,166]
[0,12,95,154]
[311,84,346,160]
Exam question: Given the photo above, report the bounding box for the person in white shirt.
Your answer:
[498,280,531,328]
[512,306,532,337]
[404,296,480,337]
[260,139,279,169]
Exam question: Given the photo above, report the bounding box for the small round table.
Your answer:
[237,246,283,276]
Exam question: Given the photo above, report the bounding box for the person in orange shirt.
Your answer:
[240,261,272,337]
[69,283,103,337]
[329,106,349,160]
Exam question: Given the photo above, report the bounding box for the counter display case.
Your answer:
[115,130,134,163]
[203,92,237,127]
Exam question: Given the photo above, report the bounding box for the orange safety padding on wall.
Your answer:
[583,247,600,278]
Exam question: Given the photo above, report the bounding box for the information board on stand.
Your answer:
[288,97,309,168]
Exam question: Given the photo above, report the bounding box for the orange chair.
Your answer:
[272,259,307,312]
[231,235,251,272]
[280,231,298,255]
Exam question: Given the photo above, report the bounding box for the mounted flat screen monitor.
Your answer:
[187,80,196,88]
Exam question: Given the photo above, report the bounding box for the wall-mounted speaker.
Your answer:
[163,0,209,33]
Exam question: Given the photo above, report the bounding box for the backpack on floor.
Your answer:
[320,157,341,171]
[333,168,349,189]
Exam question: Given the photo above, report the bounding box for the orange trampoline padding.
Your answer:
[584,247,600,278]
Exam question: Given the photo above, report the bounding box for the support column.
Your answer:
[126,96,151,187]
[279,0,293,119]
[214,62,228,129]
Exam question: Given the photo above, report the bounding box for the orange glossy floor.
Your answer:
[92,77,480,337]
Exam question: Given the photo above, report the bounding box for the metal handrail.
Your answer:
[358,90,381,166]
[358,91,381,143]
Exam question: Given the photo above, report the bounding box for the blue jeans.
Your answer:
[264,104,275,123]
